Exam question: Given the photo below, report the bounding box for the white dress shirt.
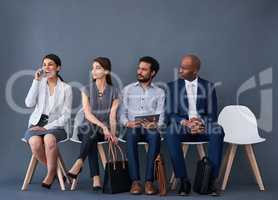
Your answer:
[184,77,199,119]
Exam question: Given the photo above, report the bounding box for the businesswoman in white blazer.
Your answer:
[23,54,72,189]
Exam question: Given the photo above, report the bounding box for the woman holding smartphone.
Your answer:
[67,57,119,191]
[23,54,72,189]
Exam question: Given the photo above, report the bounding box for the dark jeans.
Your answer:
[165,122,224,179]
[78,124,105,177]
[125,127,161,182]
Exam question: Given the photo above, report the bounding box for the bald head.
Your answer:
[179,54,201,81]
[181,54,201,70]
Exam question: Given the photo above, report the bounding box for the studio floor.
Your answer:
[0,179,276,200]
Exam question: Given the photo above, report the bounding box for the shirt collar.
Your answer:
[184,77,198,86]
[134,81,154,88]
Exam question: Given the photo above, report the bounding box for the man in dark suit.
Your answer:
[165,54,224,196]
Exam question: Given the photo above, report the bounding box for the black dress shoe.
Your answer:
[208,177,222,196]
[178,180,191,196]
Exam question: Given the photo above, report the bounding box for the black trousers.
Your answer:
[77,124,104,177]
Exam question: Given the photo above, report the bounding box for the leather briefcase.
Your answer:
[154,154,168,196]
[193,157,213,194]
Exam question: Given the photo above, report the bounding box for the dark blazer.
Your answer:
[165,77,218,126]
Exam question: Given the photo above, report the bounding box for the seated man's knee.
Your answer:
[126,128,138,140]
[165,125,180,142]
[209,123,225,137]
[147,131,161,147]
[167,122,183,134]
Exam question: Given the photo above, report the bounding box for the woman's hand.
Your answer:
[103,127,118,144]
[110,134,118,144]
[102,126,113,141]
[29,126,46,131]
[34,68,43,81]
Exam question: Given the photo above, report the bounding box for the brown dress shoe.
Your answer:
[145,181,157,195]
[130,181,142,195]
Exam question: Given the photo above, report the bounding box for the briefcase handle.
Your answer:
[201,156,211,164]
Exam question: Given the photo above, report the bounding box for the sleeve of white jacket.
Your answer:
[25,79,40,108]
[43,86,73,130]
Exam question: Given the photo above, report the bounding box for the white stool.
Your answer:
[21,137,70,191]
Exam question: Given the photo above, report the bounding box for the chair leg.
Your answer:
[70,178,78,191]
[57,152,71,185]
[144,143,149,152]
[171,144,190,191]
[196,144,206,160]
[57,162,65,191]
[98,144,107,169]
[221,144,237,191]
[169,173,175,189]
[21,155,38,191]
[245,144,265,191]
[182,144,189,158]
[218,144,232,181]
[28,156,39,184]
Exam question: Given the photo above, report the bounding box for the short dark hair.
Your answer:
[139,56,160,75]
[43,53,61,66]
[184,54,201,71]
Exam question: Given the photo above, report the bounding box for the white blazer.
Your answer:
[25,77,73,135]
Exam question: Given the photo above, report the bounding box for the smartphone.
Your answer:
[38,68,46,77]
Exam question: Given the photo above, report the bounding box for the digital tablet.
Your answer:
[134,114,160,122]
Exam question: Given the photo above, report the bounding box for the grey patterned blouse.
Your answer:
[81,81,119,126]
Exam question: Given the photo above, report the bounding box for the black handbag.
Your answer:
[193,157,213,194]
[103,142,131,194]
[36,114,49,127]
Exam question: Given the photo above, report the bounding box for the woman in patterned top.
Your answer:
[67,57,119,191]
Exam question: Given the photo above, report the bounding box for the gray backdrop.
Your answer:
[0,0,277,190]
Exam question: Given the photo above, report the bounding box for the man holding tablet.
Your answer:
[119,56,165,195]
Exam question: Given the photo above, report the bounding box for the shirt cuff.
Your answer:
[32,79,40,85]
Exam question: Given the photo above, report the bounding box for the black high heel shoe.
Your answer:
[92,186,102,191]
[67,167,83,179]
[41,176,56,189]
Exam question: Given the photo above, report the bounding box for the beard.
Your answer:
[137,74,152,83]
